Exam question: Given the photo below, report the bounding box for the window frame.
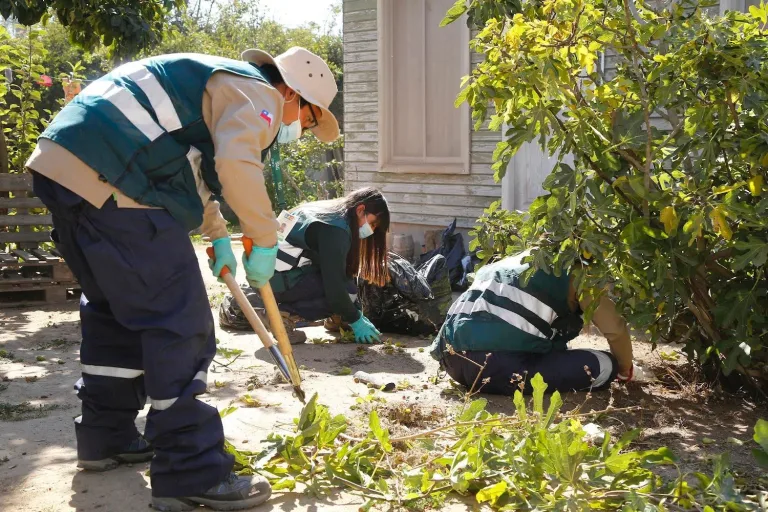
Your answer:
[377,0,471,174]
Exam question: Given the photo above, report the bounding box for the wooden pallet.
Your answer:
[0,173,53,246]
[0,172,79,306]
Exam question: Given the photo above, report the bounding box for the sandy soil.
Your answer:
[0,243,765,512]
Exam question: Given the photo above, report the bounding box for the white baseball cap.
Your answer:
[242,46,340,143]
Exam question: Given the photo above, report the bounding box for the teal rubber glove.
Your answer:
[350,314,381,344]
[208,237,237,282]
[242,243,278,289]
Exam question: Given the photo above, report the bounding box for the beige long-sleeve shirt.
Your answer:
[26,71,281,247]
[568,278,633,373]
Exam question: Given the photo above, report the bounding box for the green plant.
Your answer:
[338,366,352,376]
[35,355,45,362]
[450,0,768,388]
[221,374,761,510]
[754,419,768,469]
[264,135,345,212]
[1,0,185,58]
[215,346,243,367]
[469,202,531,266]
[1,26,55,174]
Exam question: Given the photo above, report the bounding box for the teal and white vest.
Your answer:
[430,252,583,359]
[275,206,351,273]
[41,53,275,231]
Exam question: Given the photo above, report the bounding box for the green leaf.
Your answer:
[642,446,678,465]
[749,3,768,24]
[219,406,238,419]
[530,373,547,415]
[272,477,296,491]
[369,409,392,453]
[753,448,768,469]
[513,390,528,421]
[544,391,562,428]
[460,398,488,422]
[754,419,768,453]
[476,480,508,504]
[297,393,318,431]
[441,0,468,26]
[613,429,641,454]
[606,451,641,473]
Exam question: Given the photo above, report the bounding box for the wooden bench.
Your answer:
[0,172,79,306]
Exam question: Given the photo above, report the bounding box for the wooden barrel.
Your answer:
[392,234,415,261]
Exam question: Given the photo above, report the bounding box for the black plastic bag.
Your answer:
[219,285,265,331]
[359,252,450,335]
[418,218,474,291]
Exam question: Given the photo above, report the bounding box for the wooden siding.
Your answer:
[342,0,500,230]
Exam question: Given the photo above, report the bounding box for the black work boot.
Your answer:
[77,434,154,471]
[151,473,272,511]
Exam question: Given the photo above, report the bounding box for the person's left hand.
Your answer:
[208,237,237,283]
[350,314,381,344]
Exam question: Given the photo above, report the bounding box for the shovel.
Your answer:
[207,243,306,403]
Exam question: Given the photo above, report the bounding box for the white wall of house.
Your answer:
[342,0,501,250]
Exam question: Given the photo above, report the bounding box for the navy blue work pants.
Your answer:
[273,270,358,321]
[442,348,619,395]
[32,173,232,497]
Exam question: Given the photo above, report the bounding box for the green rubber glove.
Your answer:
[208,237,237,282]
[350,314,381,344]
[242,243,278,289]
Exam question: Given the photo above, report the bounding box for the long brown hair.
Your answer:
[307,187,390,286]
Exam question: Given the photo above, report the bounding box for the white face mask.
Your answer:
[359,222,374,239]
[277,93,302,144]
[277,119,301,143]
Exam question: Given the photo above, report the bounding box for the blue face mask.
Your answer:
[278,94,302,144]
[359,222,374,239]
[277,119,301,144]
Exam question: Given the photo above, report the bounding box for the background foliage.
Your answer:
[0,0,185,58]
[450,0,768,391]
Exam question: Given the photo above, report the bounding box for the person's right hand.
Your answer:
[208,237,237,282]
[350,314,381,344]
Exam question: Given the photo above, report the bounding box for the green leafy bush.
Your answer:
[448,0,768,388]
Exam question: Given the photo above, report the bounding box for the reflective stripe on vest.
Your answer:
[275,241,312,272]
[446,278,559,340]
[78,62,212,208]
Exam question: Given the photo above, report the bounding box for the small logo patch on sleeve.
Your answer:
[260,109,274,126]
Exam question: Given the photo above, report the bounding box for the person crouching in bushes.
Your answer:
[429,251,636,394]
[268,187,390,344]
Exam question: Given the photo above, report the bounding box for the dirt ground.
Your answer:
[1,243,766,512]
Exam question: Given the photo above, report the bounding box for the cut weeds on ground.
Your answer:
[221,371,767,511]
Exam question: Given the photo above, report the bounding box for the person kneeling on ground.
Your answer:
[268,187,390,344]
[429,251,635,395]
